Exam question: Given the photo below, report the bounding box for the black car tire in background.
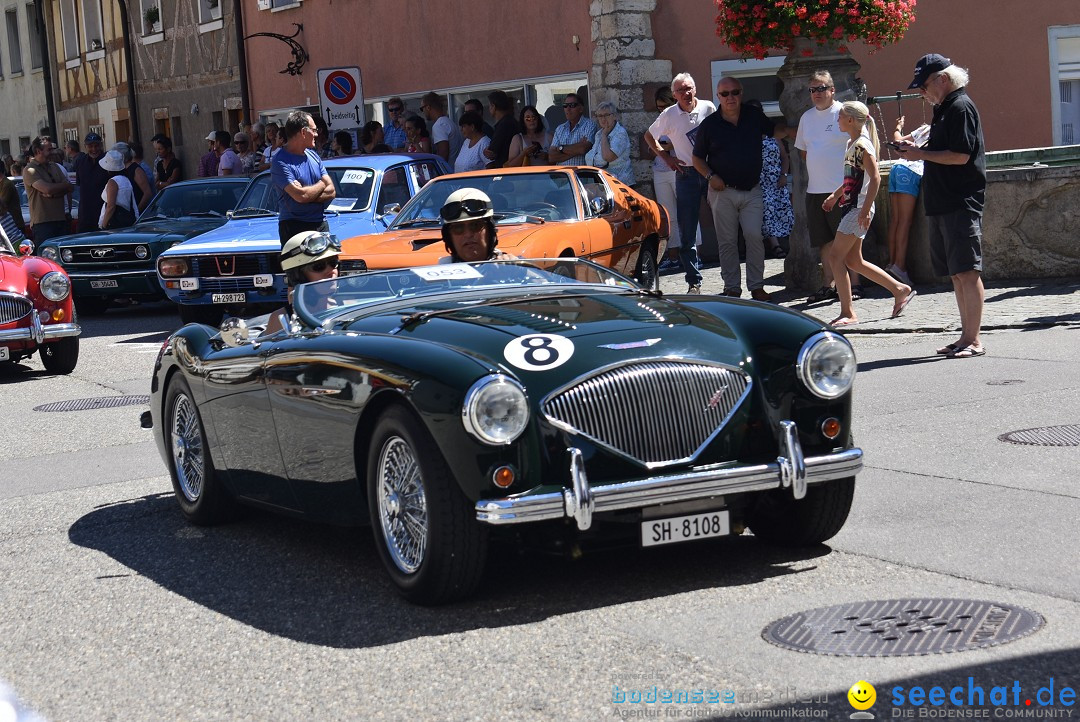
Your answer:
[164,376,237,525]
[39,335,79,374]
[745,476,856,546]
[367,405,488,605]
[636,241,660,292]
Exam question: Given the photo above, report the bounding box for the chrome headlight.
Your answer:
[158,257,190,277]
[796,331,856,399]
[40,246,59,261]
[135,245,149,259]
[462,375,529,445]
[60,248,74,263]
[39,271,71,302]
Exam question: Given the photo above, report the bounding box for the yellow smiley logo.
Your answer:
[848,680,876,710]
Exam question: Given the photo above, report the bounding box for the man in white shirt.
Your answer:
[795,69,861,302]
[214,131,244,176]
[421,92,463,166]
[644,72,716,293]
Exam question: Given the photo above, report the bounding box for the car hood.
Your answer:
[161,212,380,256]
[45,218,227,248]
[342,222,550,268]
[0,254,65,290]
[347,291,755,376]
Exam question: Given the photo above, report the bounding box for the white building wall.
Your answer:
[0,1,49,158]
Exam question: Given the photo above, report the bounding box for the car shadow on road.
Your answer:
[68,491,832,649]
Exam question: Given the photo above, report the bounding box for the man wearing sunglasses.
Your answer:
[548,93,597,166]
[692,76,790,301]
[437,188,514,264]
[272,110,336,246]
[383,97,408,152]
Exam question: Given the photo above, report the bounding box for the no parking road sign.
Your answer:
[317,66,365,130]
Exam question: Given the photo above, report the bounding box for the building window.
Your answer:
[60,0,79,61]
[6,9,22,74]
[710,57,785,116]
[1049,26,1080,146]
[82,0,103,54]
[0,139,10,158]
[64,128,79,143]
[198,0,221,22]
[18,136,30,158]
[26,4,43,70]
[140,0,161,34]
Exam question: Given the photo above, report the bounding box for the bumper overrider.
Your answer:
[0,312,80,344]
[476,420,863,531]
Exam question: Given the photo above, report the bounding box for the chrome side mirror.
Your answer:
[381,203,401,216]
[590,197,608,215]
[18,240,34,256]
[220,317,250,347]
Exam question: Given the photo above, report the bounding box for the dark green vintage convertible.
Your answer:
[147,259,862,604]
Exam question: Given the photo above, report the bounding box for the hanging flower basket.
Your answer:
[714,0,916,60]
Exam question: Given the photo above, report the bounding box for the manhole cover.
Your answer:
[986,379,1024,386]
[34,395,151,413]
[762,598,1043,657]
[999,424,1080,447]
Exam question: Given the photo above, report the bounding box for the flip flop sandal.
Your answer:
[949,346,986,358]
[891,290,917,318]
[936,343,960,355]
[830,317,859,327]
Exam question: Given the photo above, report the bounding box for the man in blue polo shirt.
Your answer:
[692,76,790,301]
[272,110,336,246]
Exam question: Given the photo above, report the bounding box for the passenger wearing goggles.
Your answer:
[264,230,340,334]
[437,189,516,264]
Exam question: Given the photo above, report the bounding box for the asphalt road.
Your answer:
[1,298,1078,721]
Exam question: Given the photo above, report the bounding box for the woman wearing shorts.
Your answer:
[886,117,930,286]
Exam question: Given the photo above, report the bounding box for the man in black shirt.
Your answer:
[898,54,987,358]
[692,77,790,301]
[73,132,110,232]
[484,90,520,169]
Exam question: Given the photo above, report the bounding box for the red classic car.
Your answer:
[0,237,80,373]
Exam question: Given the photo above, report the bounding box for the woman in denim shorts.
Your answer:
[886,118,930,286]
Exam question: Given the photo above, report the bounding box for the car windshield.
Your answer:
[292,258,636,328]
[389,172,580,228]
[141,181,247,219]
[324,167,377,212]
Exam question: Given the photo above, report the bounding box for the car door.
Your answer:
[576,169,639,277]
[201,338,300,510]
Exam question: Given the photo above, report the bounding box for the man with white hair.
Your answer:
[644,72,716,293]
[898,54,987,358]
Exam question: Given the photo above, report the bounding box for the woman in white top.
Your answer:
[821,102,915,327]
[98,150,138,230]
[455,111,491,173]
[506,105,552,168]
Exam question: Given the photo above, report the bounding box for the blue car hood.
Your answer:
[159,211,382,257]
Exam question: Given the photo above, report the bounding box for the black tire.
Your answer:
[635,242,659,291]
[367,405,487,605]
[746,476,855,546]
[164,375,236,525]
[39,336,79,374]
[75,297,109,315]
[179,304,223,327]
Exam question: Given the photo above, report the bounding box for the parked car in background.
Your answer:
[37,177,252,315]
[10,177,80,239]
[338,166,669,289]
[156,154,450,325]
[0,236,80,373]
[147,258,861,604]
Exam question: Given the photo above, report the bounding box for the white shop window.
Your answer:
[1049,26,1080,146]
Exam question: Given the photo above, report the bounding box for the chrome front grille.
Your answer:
[0,292,32,324]
[541,360,751,467]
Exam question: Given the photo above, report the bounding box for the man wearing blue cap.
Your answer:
[74,131,111,232]
[896,54,987,359]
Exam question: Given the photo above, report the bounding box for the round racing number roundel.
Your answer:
[503,334,574,371]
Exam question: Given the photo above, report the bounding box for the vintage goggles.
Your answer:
[440,198,491,222]
[282,232,341,262]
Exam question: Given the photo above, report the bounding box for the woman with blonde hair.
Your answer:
[821,101,915,326]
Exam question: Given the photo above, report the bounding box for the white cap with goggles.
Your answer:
[280,231,340,271]
[440,188,493,225]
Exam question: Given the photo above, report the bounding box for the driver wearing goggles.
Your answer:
[438,188,516,264]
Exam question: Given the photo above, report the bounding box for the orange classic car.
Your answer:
[338,166,668,288]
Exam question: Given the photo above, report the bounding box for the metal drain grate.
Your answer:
[999,424,1080,447]
[34,395,151,413]
[762,598,1043,657]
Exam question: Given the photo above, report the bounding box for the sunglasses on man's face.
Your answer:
[562,102,580,109]
[718,89,742,98]
[440,198,491,222]
[388,106,403,113]
[308,257,339,273]
[809,85,832,94]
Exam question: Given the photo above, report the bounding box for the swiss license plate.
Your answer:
[641,510,730,547]
[0,347,8,361]
[90,279,119,289]
[211,293,246,304]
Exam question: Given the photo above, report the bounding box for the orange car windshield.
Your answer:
[391,172,580,227]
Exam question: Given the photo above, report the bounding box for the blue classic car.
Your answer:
[156,154,450,325]
[38,177,252,314]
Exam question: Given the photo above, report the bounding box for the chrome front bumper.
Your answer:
[475,420,863,531]
[0,312,80,344]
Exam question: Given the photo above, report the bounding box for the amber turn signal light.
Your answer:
[493,466,515,488]
[52,309,65,322]
[821,417,841,439]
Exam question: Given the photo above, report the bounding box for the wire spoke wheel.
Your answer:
[171,393,205,503]
[376,435,429,574]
